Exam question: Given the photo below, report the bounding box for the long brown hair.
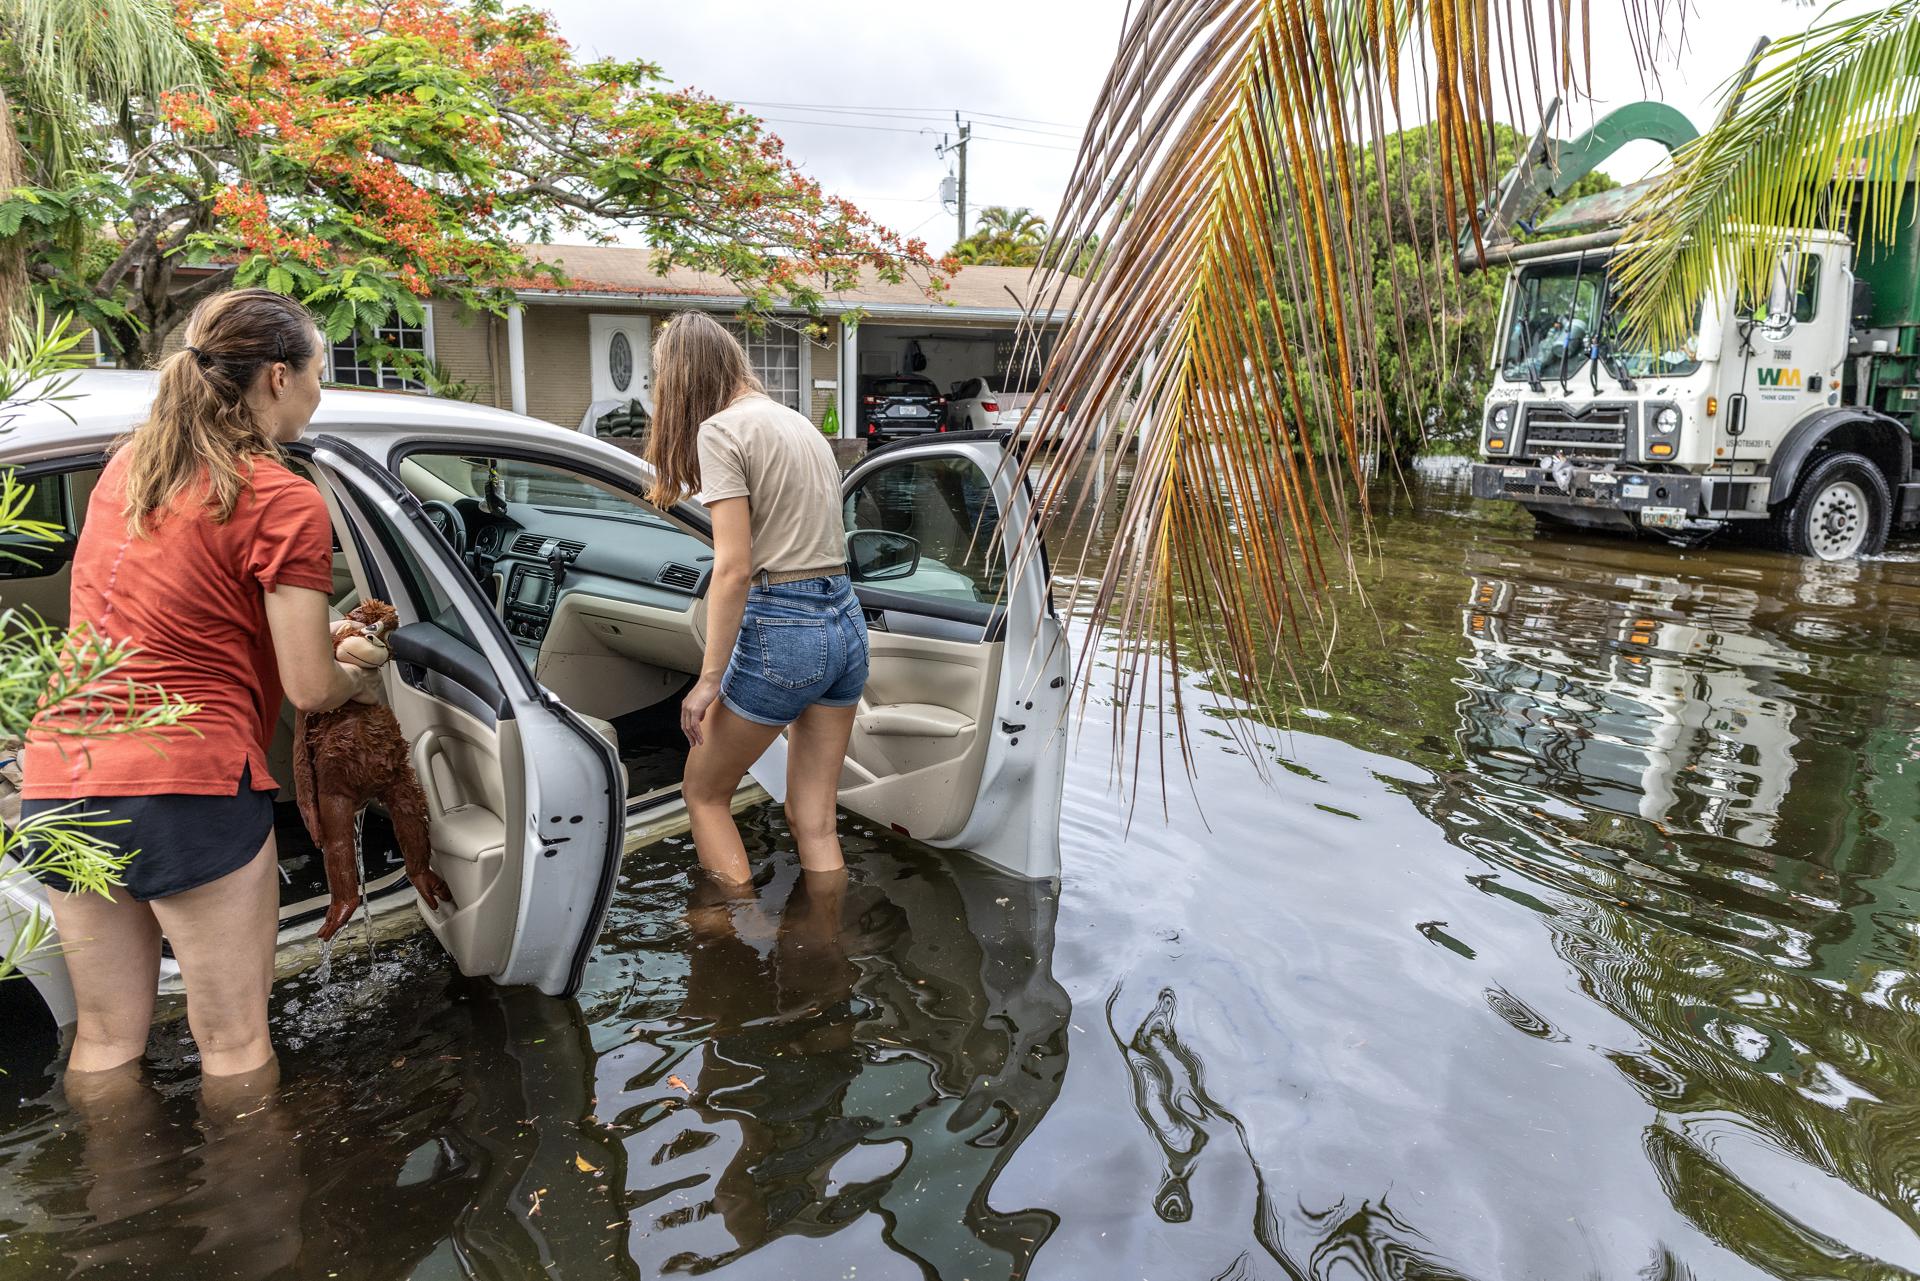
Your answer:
[646,311,764,506]
[118,288,320,536]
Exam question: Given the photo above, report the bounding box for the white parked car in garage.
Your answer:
[943,378,999,432]
[0,373,1069,1039]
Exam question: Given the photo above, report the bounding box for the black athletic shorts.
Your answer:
[19,763,274,901]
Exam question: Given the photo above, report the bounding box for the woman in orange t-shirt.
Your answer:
[21,289,380,1081]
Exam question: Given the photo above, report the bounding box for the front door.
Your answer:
[589,315,652,411]
[309,437,626,998]
[752,436,1071,878]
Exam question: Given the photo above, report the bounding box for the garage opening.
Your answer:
[851,325,1057,445]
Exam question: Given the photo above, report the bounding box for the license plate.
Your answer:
[888,405,927,418]
[1501,467,1528,479]
[1621,482,1649,499]
[1641,505,1688,530]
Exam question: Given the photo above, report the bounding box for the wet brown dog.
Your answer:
[294,599,454,941]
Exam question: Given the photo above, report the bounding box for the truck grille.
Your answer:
[1522,406,1629,457]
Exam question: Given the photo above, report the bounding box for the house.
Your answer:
[128,248,1082,439]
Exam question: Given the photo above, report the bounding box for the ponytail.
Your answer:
[118,288,319,537]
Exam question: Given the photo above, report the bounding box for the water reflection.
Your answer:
[1108,986,1288,1273]
[594,832,1071,1279]
[1424,515,1920,1276]
[4,465,1919,1279]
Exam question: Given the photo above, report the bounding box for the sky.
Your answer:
[539,0,1886,256]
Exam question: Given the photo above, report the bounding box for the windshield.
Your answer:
[403,454,668,522]
[1501,259,1703,383]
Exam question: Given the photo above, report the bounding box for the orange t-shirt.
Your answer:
[21,450,334,799]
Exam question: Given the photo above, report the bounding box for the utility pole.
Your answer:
[955,111,969,246]
[936,114,971,247]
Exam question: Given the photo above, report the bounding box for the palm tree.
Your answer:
[956,206,1051,266]
[1019,0,1918,751]
[0,0,221,324]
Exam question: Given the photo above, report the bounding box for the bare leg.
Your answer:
[62,1059,177,1272]
[682,703,784,885]
[188,1057,304,1271]
[46,880,162,1073]
[149,834,280,1078]
[783,702,858,873]
[383,774,452,912]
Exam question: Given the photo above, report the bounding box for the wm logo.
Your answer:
[1757,367,1803,388]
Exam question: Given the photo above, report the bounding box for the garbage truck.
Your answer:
[1461,80,1920,559]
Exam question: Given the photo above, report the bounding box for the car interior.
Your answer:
[5,438,1028,949]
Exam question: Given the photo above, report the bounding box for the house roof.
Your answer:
[515,243,1080,322]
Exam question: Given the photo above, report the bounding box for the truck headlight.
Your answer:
[1486,404,1513,452]
[1653,406,1680,434]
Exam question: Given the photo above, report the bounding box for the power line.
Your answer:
[747,104,1079,141]
[756,116,1076,152]
[734,99,1081,133]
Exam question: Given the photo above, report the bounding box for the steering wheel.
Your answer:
[419,499,467,556]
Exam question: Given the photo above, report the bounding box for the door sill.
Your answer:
[621,781,768,854]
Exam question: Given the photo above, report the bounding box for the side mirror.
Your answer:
[846,529,920,583]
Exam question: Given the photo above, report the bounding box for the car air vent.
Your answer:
[656,563,702,592]
[510,533,585,560]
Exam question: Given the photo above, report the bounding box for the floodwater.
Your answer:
[3,463,1919,1279]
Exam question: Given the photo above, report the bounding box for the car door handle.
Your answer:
[863,608,889,631]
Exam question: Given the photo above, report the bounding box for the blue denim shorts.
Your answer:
[721,576,869,727]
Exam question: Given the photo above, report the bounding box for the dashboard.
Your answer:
[436,498,714,651]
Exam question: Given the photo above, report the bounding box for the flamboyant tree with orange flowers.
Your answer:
[2,0,946,370]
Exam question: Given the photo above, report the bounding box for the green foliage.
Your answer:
[1614,0,1920,351]
[0,0,934,368]
[0,306,197,984]
[1263,125,1615,460]
[955,206,1048,266]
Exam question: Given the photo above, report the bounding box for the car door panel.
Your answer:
[308,437,624,998]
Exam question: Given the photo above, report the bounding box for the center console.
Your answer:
[504,565,557,643]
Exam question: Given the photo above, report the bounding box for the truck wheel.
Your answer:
[1766,451,1891,560]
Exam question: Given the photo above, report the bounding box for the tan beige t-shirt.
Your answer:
[696,393,846,576]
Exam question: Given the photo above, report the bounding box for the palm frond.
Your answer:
[1612,0,1920,351]
[0,0,226,179]
[1016,0,1678,767]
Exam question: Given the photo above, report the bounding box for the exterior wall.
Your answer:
[430,303,501,408]
[519,304,593,429]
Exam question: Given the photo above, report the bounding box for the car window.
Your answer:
[843,455,1005,618]
[401,453,657,521]
[868,378,938,398]
[15,474,71,533]
[345,481,481,651]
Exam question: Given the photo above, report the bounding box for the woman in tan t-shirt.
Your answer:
[646,313,869,884]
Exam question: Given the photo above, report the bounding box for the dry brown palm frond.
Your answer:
[1011,0,1681,775]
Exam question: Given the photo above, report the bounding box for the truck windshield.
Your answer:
[1502,258,1703,382]
[1502,260,1604,383]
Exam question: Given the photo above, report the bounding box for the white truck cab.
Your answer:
[1463,96,1920,559]
[1,373,1069,1037]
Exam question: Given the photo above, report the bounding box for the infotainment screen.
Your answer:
[511,570,553,610]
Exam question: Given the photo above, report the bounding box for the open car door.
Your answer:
[758,432,1069,878]
[307,438,625,997]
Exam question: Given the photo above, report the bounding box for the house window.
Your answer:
[329,315,432,390]
[726,322,802,412]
